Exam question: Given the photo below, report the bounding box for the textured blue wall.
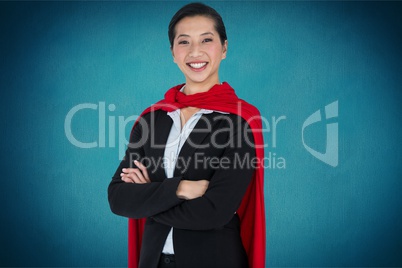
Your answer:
[1,1,401,267]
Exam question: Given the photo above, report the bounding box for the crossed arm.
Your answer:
[120,160,209,200]
[108,114,256,230]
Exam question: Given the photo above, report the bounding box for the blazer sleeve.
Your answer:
[152,118,256,230]
[108,113,183,219]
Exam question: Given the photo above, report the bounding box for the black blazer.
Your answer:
[108,110,256,268]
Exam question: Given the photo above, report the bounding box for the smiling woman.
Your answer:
[108,3,266,268]
[171,15,227,94]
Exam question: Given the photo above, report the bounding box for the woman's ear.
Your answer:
[222,40,228,59]
[170,46,176,63]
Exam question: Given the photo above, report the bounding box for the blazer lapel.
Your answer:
[149,111,173,181]
[174,113,216,177]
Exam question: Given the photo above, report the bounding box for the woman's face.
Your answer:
[171,15,227,91]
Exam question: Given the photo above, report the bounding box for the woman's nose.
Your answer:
[189,43,203,57]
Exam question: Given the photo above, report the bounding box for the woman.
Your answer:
[108,3,266,268]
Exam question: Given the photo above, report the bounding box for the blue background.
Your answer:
[1,1,401,267]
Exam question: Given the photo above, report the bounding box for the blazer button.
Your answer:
[164,257,171,264]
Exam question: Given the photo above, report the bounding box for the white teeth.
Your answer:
[189,62,207,69]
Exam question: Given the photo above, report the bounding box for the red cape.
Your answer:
[127,82,266,268]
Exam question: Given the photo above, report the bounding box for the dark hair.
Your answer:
[168,2,227,47]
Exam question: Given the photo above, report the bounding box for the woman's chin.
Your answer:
[184,74,219,86]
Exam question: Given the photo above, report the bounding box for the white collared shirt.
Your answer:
[162,108,228,254]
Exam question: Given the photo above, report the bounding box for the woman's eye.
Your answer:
[203,38,213,43]
[178,40,189,45]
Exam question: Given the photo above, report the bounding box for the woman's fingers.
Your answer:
[121,173,135,183]
[121,165,150,184]
[176,179,210,200]
[121,172,146,184]
[194,180,209,196]
[134,160,150,182]
[121,169,147,183]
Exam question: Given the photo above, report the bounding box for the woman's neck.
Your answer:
[183,80,220,95]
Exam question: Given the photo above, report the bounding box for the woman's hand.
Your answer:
[121,160,150,184]
[176,180,209,200]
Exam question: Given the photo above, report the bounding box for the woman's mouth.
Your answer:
[187,62,208,71]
